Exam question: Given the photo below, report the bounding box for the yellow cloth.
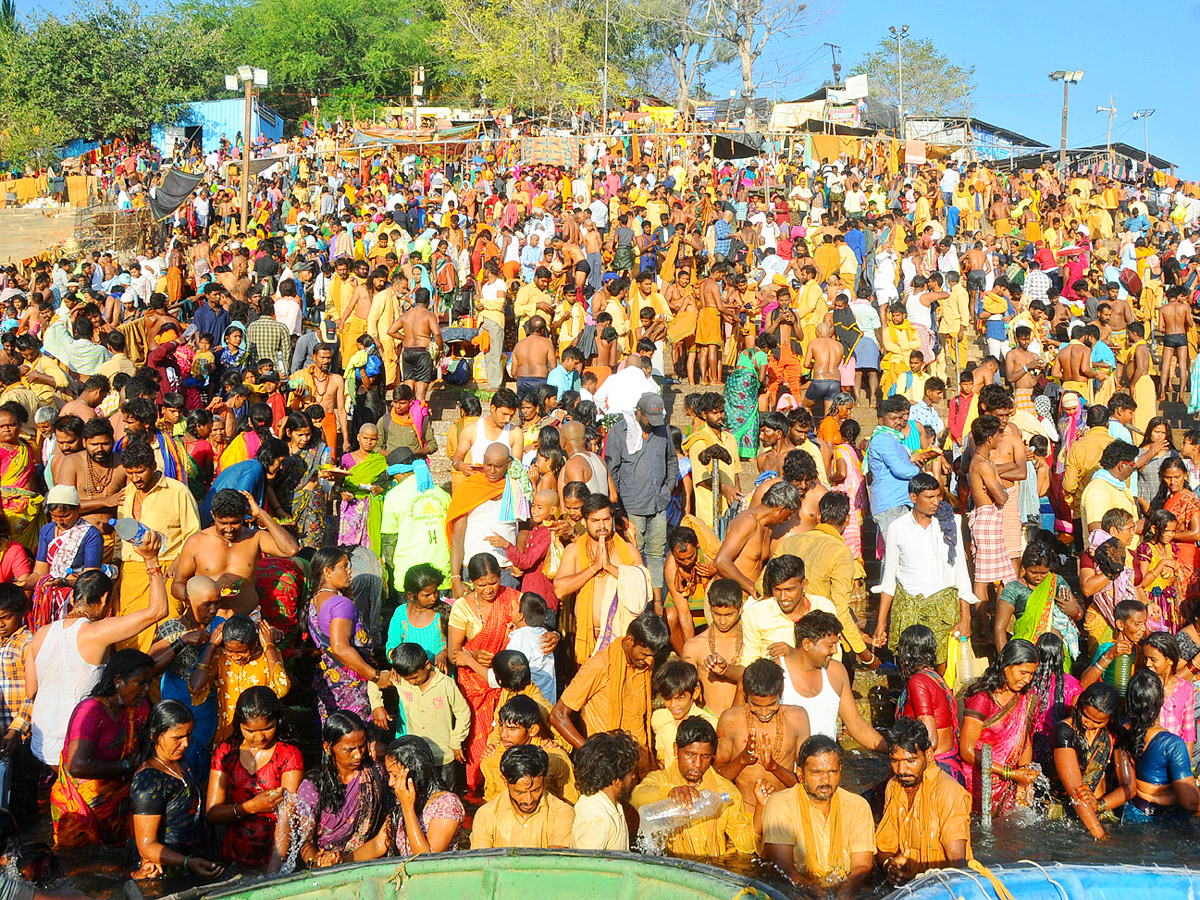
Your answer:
[1080,476,1136,531]
[470,792,575,848]
[214,650,291,743]
[559,639,651,746]
[770,526,864,653]
[742,594,840,661]
[570,790,628,850]
[630,763,757,857]
[683,425,739,530]
[875,766,972,873]
[1061,428,1114,514]
[116,475,199,564]
[694,306,722,346]
[881,322,920,396]
[763,786,875,881]
[482,741,578,803]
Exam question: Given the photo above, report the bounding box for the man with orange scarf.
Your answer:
[552,494,653,664]
[550,611,669,763]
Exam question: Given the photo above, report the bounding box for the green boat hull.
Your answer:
[166,851,790,900]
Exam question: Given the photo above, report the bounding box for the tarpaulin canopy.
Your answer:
[711,132,763,160]
[351,123,482,146]
[146,167,205,221]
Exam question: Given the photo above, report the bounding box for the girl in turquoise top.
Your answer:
[386,564,450,672]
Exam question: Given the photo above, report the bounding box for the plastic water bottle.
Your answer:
[1113,651,1134,692]
[110,518,164,549]
[956,635,975,688]
[638,790,730,832]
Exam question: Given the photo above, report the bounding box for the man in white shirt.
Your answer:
[588,197,610,233]
[570,731,640,851]
[874,472,974,664]
[939,164,960,207]
[593,355,658,415]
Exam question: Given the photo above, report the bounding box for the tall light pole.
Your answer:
[225,65,268,235]
[1048,69,1083,171]
[1096,94,1116,167]
[601,0,610,134]
[1133,108,1156,166]
[888,25,908,139]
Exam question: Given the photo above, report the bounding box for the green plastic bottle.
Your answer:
[1112,652,1134,691]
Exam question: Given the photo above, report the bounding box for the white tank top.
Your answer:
[780,659,841,740]
[469,420,513,465]
[571,451,609,496]
[31,619,103,765]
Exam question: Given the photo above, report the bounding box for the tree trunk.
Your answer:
[673,45,692,112]
[738,39,756,127]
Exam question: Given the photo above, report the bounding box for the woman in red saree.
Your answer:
[0,408,41,552]
[959,639,1041,816]
[1158,457,1200,609]
[446,553,518,791]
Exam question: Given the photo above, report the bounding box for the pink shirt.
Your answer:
[1160,678,1196,744]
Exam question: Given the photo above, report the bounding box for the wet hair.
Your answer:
[186,409,213,437]
[221,613,260,649]
[653,658,700,699]
[795,610,842,646]
[255,436,290,469]
[762,480,801,511]
[562,481,591,503]
[707,578,744,610]
[210,488,250,520]
[310,546,350,591]
[403,563,444,597]
[71,569,113,612]
[53,414,85,439]
[896,624,938,678]
[467,552,503,582]
[230,685,286,747]
[90,648,154,698]
[385,736,445,816]
[798,734,841,767]
[887,716,932,754]
[759,411,788,436]
[1099,440,1138,470]
[1125,669,1165,758]
[818,491,850,528]
[136,699,194,767]
[971,413,1003,446]
[675,716,718,751]
[491,388,519,412]
[840,418,860,444]
[1141,631,1181,669]
[390,642,430,677]
[491,649,531,690]
[966,638,1038,698]
[742,658,785,699]
[120,438,157,471]
[1030,632,1069,730]
[668,526,698,552]
[573,731,640,796]
[781,449,817,485]
[499,744,549,782]
[310,711,368,819]
[1065,682,1120,757]
[762,554,805,597]
[628,611,671,658]
[497,694,542,730]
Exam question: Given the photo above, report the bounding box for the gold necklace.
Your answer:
[708,621,743,663]
[744,704,785,757]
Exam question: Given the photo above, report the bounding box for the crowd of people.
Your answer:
[0,128,1199,900]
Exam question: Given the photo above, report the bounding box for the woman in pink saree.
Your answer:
[831,418,866,558]
[0,409,42,552]
[959,639,1041,816]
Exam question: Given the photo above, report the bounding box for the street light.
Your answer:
[1133,108,1156,166]
[888,25,908,139]
[1048,69,1083,170]
[225,65,268,235]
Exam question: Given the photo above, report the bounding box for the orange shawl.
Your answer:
[572,533,638,663]
[444,472,506,542]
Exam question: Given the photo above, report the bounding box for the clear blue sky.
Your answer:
[21,0,1195,176]
[700,0,1197,177]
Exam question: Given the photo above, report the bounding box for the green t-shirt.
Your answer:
[381,476,451,590]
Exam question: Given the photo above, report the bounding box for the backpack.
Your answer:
[1119,267,1143,297]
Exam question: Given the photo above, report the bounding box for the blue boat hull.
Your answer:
[888,863,1200,900]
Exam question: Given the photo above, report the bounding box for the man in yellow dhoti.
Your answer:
[880,305,921,398]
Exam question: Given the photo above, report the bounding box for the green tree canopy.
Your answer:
[853,34,976,118]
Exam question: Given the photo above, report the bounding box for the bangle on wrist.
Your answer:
[183,855,192,870]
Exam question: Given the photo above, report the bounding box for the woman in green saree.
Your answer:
[724,333,770,460]
[337,423,388,553]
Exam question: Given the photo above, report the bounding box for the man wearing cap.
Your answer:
[380,447,451,596]
[604,393,677,600]
[291,317,342,374]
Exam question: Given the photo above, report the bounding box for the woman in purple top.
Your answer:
[306,547,391,723]
[355,737,463,859]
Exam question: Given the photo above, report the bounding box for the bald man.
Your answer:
[558,421,617,504]
[448,442,524,595]
[801,322,845,420]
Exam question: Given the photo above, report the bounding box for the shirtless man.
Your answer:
[714,659,809,817]
[755,412,795,476]
[171,488,300,616]
[1004,326,1041,412]
[664,266,698,384]
[1105,287,1136,351]
[290,345,349,453]
[681,579,747,716]
[145,294,185,346]
[1050,325,1099,402]
[451,387,524,476]
[696,267,726,386]
[800,323,844,420]
[60,374,108,422]
[752,449,826,539]
[511,316,557,395]
[227,253,251,302]
[713,482,801,597]
[59,417,126,560]
[1159,288,1191,402]
[581,222,604,293]
[558,421,616,502]
[389,288,442,402]
[967,414,1011,603]
[965,385,1027,575]
[48,416,83,489]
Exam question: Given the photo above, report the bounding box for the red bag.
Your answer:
[1119,267,1142,297]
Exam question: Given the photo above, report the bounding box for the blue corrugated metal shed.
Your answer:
[150,98,284,155]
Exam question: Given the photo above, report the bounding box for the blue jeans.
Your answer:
[628,511,667,591]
